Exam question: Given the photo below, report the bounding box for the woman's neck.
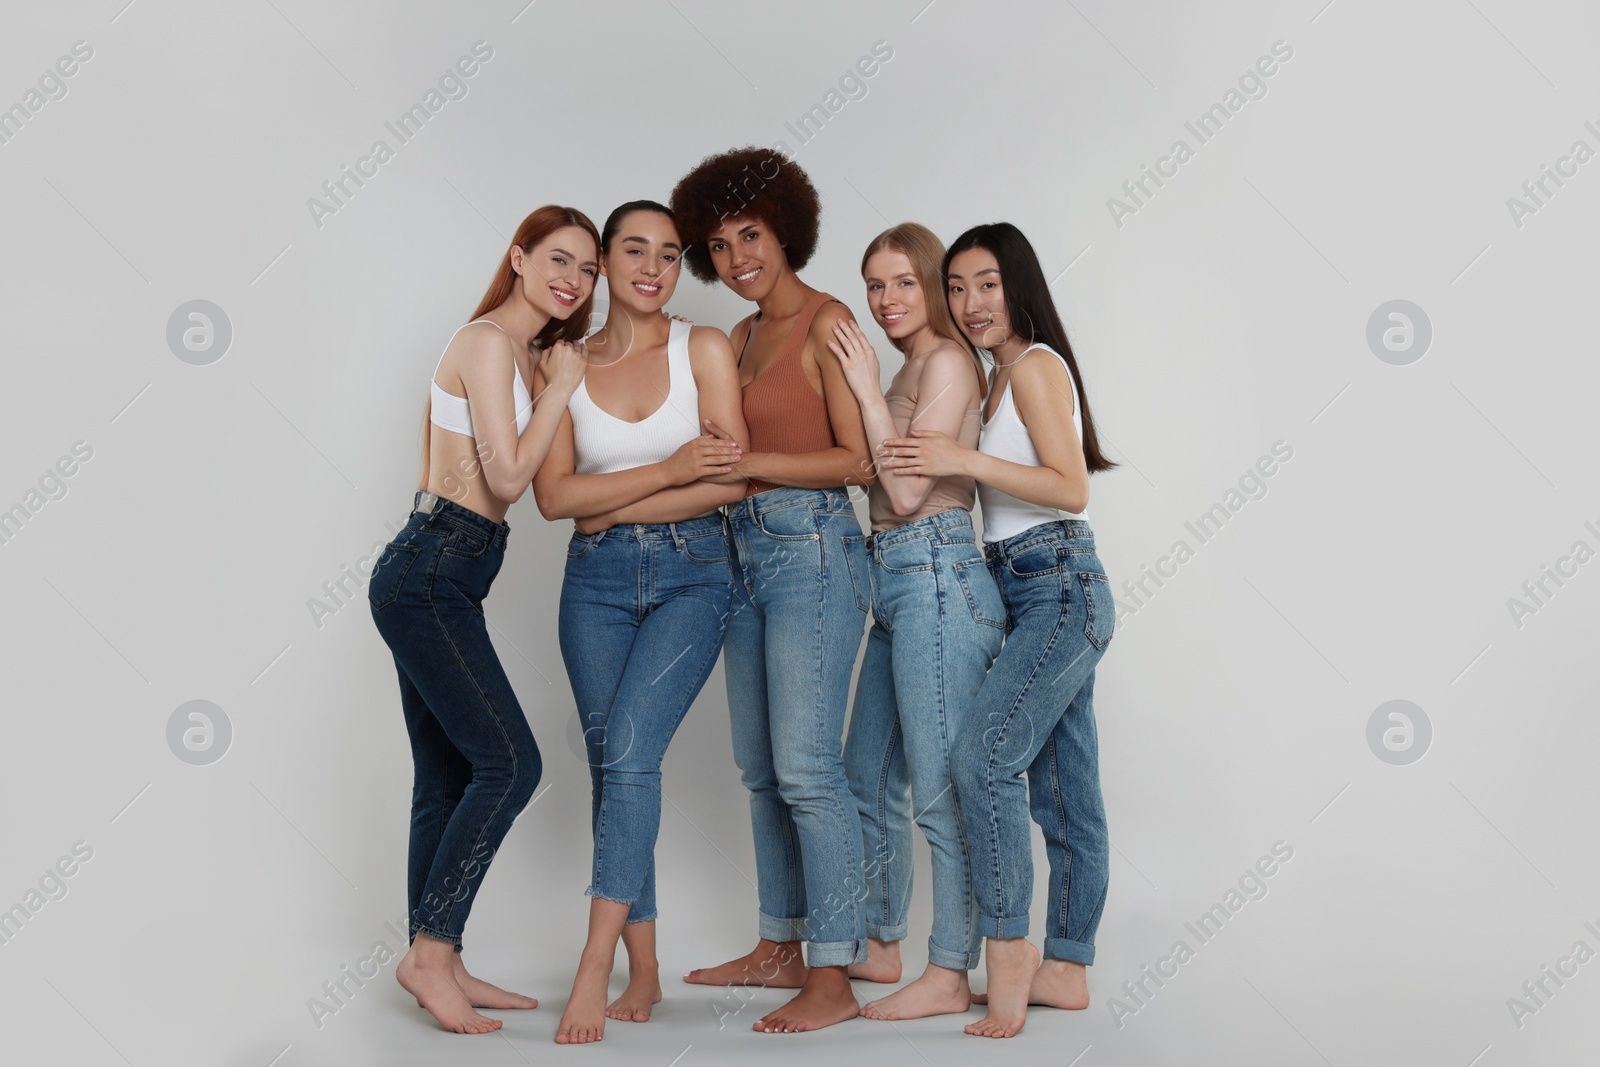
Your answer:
[991,332,1031,367]
[755,266,813,320]
[489,296,550,353]
[902,322,944,361]
[589,300,669,363]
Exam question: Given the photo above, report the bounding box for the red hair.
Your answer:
[471,204,600,347]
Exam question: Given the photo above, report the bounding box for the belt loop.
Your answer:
[668,521,683,548]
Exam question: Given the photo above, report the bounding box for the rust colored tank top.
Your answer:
[739,291,840,495]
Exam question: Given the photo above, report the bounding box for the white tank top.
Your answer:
[429,319,533,438]
[977,343,1088,543]
[569,318,702,476]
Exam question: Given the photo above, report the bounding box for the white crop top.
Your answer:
[429,319,533,438]
[977,343,1088,544]
[569,318,702,476]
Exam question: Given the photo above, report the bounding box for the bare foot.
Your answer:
[861,963,970,1020]
[754,965,859,1033]
[966,938,1038,1038]
[555,952,612,1044]
[970,957,1090,1010]
[451,954,538,1010]
[847,937,902,983]
[396,939,502,1034]
[606,971,662,1022]
[685,939,807,988]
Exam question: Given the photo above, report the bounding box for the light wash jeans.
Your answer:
[558,514,733,922]
[844,507,1003,971]
[951,519,1114,965]
[723,486,870,967]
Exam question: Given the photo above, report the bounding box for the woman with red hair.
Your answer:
[368,205,598,1034]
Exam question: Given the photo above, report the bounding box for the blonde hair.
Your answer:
[860,222,985,394]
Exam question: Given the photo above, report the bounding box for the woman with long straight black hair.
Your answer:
[878,221,1117,1038]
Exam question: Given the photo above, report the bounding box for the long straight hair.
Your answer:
[861,222,985,395]
[943,222,1115,474]
[420,204,600,488]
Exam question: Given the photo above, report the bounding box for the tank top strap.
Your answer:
[778,291,839,365]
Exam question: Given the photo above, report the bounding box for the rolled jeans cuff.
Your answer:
[805,938,866,968]
[759,911,809,943]
[410,921,463,948]
[1043,935,1095,966]
[927,939,980,972]
[865,919,908,943]
[975,911,1031,941]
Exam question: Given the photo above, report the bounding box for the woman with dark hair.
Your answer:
[367,205,598,1034]
[532,200,749,1045]
[879,221,1117,1038]
[671,147,876,1034]
[830,222,1002,1021]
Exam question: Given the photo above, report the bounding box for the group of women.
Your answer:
[366,147,1117,1044]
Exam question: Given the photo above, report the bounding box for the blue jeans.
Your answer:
[951,520,1114,966]
[844,508,1003,971]
[723,486,870,967]
[557,514,733,922]
[368,493,542,946]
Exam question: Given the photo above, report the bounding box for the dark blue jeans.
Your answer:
[368,493,542,946]
[557,514,733,923]
[950,519,1114,965]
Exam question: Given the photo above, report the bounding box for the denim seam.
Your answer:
[871,710,899,929]
[931,555,976,959]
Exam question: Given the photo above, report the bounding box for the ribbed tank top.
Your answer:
[868,384,981,534]
[569,318,701,475]
[977,343,1088,543]
[740,291,839,495]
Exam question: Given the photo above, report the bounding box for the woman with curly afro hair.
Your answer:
[671,147,877,1034]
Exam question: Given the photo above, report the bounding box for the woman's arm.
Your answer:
[879,350,1090,514]
[456,327,585,502]
[830,322,978,516]
[732,302,878,489]
[580,327,751,529]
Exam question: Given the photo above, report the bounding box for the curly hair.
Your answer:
[670,147,821,283]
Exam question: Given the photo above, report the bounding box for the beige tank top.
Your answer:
[868,367,982,534]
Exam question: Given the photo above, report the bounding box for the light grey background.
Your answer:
[3,1,1597,1065]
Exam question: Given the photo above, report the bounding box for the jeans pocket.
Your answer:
[952,556,1006,630]
[1007,542,1063,578]
[368,541,421,611]
[841,534,871,615]
[681,530,730,564]
[756,502,822,542]
[566,531,600,560]
[1077,571,1115,650]
[443,525,490,559]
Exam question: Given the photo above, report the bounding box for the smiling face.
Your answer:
[602,210,683,314]
[707,215,788,302]
[512,224,598,320]
[863,248,930,345]
[946,247,1011,350]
